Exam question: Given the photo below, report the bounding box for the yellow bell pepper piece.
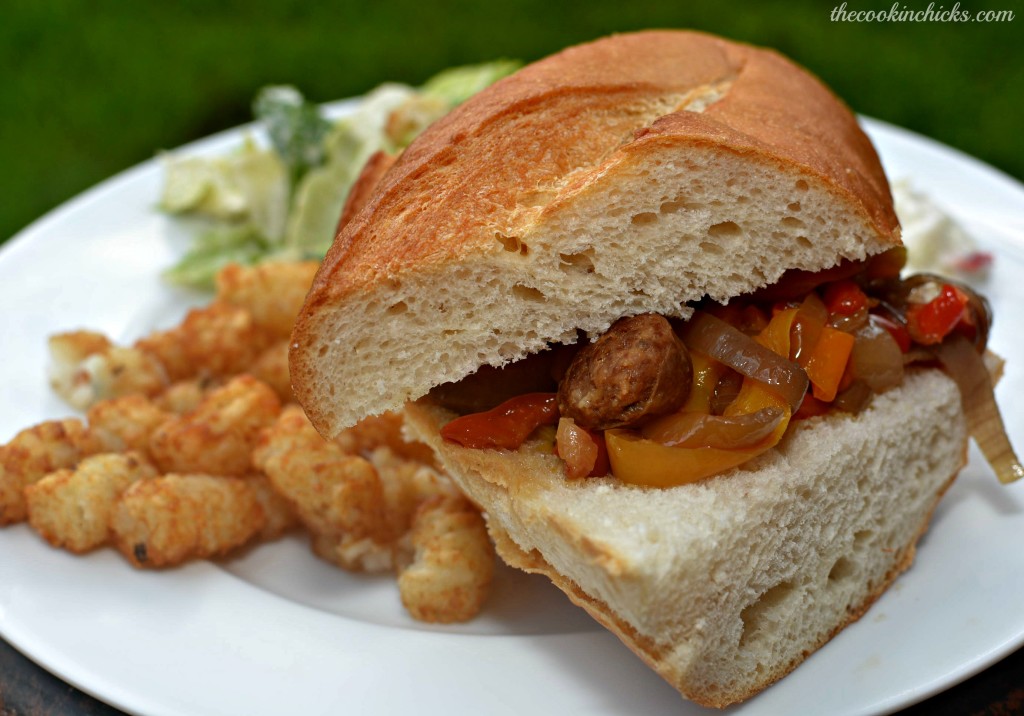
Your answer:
[607,381,790,487]
[606,308,799,488]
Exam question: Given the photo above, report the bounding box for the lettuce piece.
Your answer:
[162,224,271,290]
[159,138,289,242]
[283,84,416,257]
[386,60,521,149]
[161,61,521,289]
[253,86,333,188]
[420,59,521,108]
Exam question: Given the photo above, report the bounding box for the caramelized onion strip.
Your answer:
[641,407,786,449]
[933,335,1023,484]
[680,311,808,412]
[848,316,904,393]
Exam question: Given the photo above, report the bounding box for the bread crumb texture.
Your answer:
[291,30,899,436]
[405,369,965,706]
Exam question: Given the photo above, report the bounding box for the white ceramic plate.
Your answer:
[1,112,1022,716]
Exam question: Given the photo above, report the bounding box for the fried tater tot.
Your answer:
[85,395,172,456]
[111,474,265,568]
[336,411,438,466]
[48,331,169,410]
[250,340,292,403]
[25,452,158,553]
[369,446,460,540]
[153,376,223,415]
[0,419,92,524]
[247,474,299,541]
[310,530,394,573]
[135,301,273,382]
[149,375,281,476]
[215,261,319,340]
[133,327,189,382]
[251,404,326,461]
[322,457,393,570]
[253,406,393,571]
[396,496,495,623]
[47,331,112,400]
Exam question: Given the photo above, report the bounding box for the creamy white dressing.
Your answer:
[893,179,991,279]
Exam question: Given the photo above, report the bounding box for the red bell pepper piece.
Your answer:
[906,284,970,345]
[822,279,868,317]
[441,393,559,450]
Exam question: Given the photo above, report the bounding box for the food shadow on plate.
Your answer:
[929,445,1024,525]
[519,625,712,715]
[220,531,598,636]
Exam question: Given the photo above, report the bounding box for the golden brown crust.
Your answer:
[335,150,398,237]
[297,30,896,317]
[487,512,942,708]
[290,31,900,432]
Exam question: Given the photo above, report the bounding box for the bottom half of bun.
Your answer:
[404,367,969,707]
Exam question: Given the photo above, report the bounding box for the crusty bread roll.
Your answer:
[290,30,962,708]
[290,30,899,438]
[403,368,966,706]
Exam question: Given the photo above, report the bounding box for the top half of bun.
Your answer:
[290,30,901,438]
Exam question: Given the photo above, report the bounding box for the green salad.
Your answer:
[159,60,520,289]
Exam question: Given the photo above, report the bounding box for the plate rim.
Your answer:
[1,110,1023,716]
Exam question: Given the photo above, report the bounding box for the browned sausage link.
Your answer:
[557,314,692,430]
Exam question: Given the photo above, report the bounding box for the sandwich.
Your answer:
[289,30,1021,707]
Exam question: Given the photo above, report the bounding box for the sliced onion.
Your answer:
[710,370,743,415]
[848,316,904,393]
[949,281,993,351]
[680,311,808,412]
[831,379,872,414]
[904,346,935,365]
[642,407,786,449]
[933,335,1023,484]
[555,417,599,479]
[790,292,828,366]
[829,307,869,333]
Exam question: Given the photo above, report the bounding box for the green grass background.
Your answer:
[3,0,1022,245]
